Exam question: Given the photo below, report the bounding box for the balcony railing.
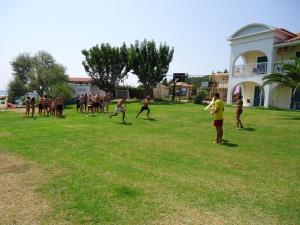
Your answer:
[273,60,295,73]
[233,62,268,77]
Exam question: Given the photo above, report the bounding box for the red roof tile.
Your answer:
[285,33,300,43]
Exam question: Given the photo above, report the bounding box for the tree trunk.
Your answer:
[144,86,153,98]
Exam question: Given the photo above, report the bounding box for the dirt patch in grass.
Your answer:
[0,152,62,225]
[0,131,11,138]
[148,205,225,225]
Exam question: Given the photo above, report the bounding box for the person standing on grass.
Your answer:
[79,94,84,113]
[87,94,95,116]
[43,95,50,116]
[103,93,110,113]
[210,93,224,144]
[84,93,88,112]
[31,97,36,118]
[38,96,44,116]
[236,95,244,129]
[109,96,127,123]
[55,96,64,117]
[76,95,80,112]
[24,96,31,118]
[136,95,151,119]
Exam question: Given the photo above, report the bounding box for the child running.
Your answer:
[236,95,244,129]
[109,96,127,123]
[210,93,224,144]
[136,95,151,119]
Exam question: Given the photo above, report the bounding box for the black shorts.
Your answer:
[140,106,149,111]
[56,104,63,111]
[38,103,43,110]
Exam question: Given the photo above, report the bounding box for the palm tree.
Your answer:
[263,58,300,108]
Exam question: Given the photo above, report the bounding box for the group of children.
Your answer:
[24,91,244,145]
[75,93,110,115]
[75,93,151,124]
[24,95,64,118]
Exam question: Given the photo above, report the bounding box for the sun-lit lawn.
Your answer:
[0,102,299,225]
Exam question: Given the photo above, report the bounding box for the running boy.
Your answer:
[136,95,151,119]
[109,96,127,123]
[210,93,224,144]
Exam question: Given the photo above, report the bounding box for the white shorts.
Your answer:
[115,106,125,113]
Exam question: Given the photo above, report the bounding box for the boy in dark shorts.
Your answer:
[24,96,31,118]
[210,93,224,144]
[109,96,127,123]
[76,95,80,112]
[136,95,151,119]
[43,95,50,116]
[55,96,64,117]
[236,95,244,129]
[84,93,88,112]
[31,97,36,117]
[38,96,44,115]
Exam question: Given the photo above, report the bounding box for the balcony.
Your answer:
[273,60,295,73]
[233,62,268,77]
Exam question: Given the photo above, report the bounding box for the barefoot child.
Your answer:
[24,96,31,118]
[87,94,95,116]
[136,95,151,119]
[43,95,50,116]
[236,95,244,129]
[109,96,127,123]
[31,97,36,117]
[210,93,224,144]
[38,96,44,115]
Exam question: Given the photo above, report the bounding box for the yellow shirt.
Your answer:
[214,99,224,120]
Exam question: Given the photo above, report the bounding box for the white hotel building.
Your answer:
[226,23,300,109]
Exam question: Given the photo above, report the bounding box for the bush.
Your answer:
[193,91,206,104]
[117,85,146,99]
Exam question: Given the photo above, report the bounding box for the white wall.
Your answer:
[270,85,292,109]
[153,84,169,98]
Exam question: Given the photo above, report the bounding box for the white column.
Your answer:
[263,85,271,107]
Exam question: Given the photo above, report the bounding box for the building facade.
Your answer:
[68,77,105,97]
[208,72,228,101]
[226,23,300,108]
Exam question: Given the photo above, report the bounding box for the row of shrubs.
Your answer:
[117,85,207,104]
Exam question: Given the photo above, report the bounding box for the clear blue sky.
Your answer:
[0,0,299,89]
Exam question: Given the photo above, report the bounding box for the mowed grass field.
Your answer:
[0,102,299,225]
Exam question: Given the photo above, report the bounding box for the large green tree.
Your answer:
[263,58,300,107]
[8,51,68,100]
[82,43,130,95]
[129,39,174,95]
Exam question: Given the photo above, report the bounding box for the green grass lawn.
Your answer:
[0,102,299,225]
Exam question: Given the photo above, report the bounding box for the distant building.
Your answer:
[208,72,229,101]
[227,23,300,108]
[68,77,105,97]
[153,84,169,99]
[170,82,193,99]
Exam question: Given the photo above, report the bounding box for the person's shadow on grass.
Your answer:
[221,139,238,148]
[113,121,132,125]
[140,118,157,122]
[241,127,255,132]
